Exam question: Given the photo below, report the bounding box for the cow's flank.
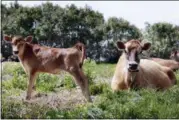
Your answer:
[111,40,176,91]
[150,58,179,71]
[4,35,92,102]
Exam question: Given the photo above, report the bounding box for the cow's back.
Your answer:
[32,46,81,73]
[135,59,173,89]
[151,58,179,71]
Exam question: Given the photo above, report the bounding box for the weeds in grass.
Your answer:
[2,62,179,119]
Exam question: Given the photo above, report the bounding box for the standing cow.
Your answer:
[111,40,176,91]
[4,35,92,102]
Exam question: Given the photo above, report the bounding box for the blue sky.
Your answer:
[2,1,179,29]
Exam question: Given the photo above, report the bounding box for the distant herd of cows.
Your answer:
[2,35,179,102]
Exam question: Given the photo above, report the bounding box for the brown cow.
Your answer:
[111,40,176,91]
[150,58,179,71]
[170,50,179,62]
[4,35,92,102]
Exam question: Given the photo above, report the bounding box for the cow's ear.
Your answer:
[117,41,125,49]
[4,35,12,42]
[25,36,33,43]
[142,42,151,51]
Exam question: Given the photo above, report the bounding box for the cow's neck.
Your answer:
[126,71,137,84]
[17,43,31,62]
[122,53,138,86]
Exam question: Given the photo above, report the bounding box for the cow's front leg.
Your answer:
[32,73,38,91]
[26,71,37,100]
[32,85,36,91]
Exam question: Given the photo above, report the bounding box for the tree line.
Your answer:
[1,2,179,63]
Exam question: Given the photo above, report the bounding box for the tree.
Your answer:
[99,17,142,63]
[2,2,178,62]
[1,2,105,61]
[143,22,179,58]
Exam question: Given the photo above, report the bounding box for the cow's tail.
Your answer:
[74,42,86,68]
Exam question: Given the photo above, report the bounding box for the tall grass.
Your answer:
[1,62,179,119]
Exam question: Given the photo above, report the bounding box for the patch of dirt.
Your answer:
[8,88,91,110]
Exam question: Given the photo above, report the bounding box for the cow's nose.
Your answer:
[129,62,138,70]
[13,51,19,55]
[129,64,138,70]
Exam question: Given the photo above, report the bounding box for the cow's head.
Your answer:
[117,40,151,72]
[4,35,33,55]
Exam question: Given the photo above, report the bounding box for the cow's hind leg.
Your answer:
[69,67,92,102]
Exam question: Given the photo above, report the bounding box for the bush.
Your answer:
[2,98,51,119]
[57,74,76,89]
[92,87,179,119]
[2,62,27,90]
[2,62,26,76]
[83,60,96,84]
[90,82,109,95]
[36,73,59,92]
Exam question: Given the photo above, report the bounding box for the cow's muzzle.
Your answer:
[13,51,19,55]
[128,61,139,72]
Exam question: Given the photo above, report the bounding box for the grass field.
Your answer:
[1,60,179,119]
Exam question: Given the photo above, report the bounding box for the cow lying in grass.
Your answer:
[150,58,179,71]
[111,40,176,91]
[4,35,92,102]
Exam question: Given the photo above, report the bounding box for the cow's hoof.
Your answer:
[34,93,47,98]
[26,96,31,100]
[22,98,32,104]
